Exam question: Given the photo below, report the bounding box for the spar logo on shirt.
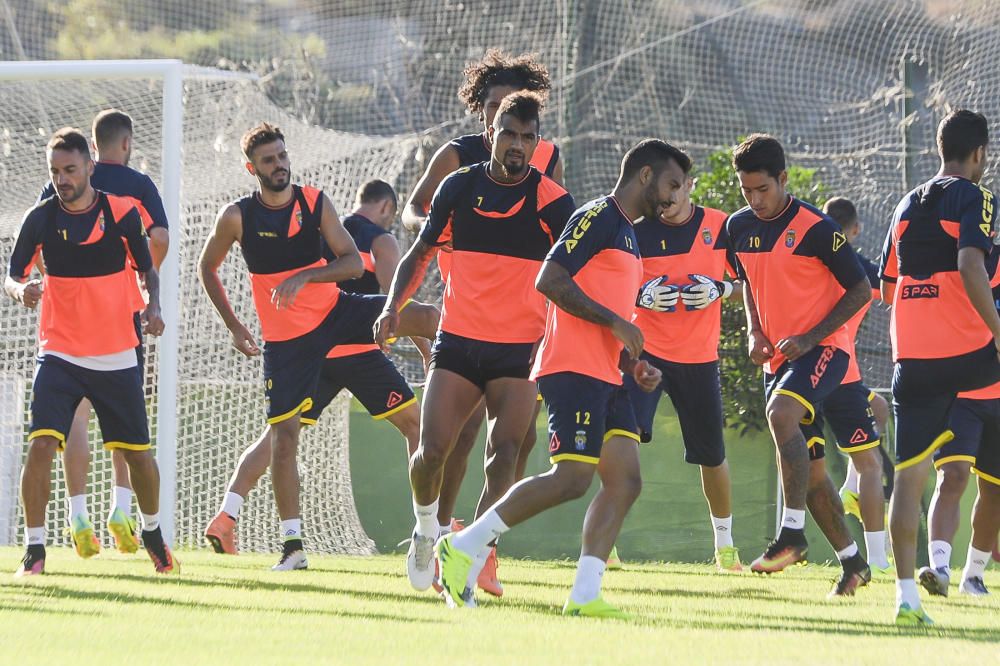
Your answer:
[901,284,939,299]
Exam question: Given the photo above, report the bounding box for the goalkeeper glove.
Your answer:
[681,273,734,310]
[636,276,680,312]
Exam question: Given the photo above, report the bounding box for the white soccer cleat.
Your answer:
[918,566,950,597]
[406,530,436,591]
[959,576,989,596]
[271,549,308,571]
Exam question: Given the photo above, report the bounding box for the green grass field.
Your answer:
[2,548,997,665]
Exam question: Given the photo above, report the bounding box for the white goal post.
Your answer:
[0,59,183,545]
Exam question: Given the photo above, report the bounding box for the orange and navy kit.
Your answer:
[420,162,574,388]
[9,192,153,450]
[532,196,644,464]
[934,377,1000,485]
[624,206,732,466]
[727,197,867,455]
[299,213,415,424]
[235,185,388,424]
[437,135,561,282]
[880,175,1000,467]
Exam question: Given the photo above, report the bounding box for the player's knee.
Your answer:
[937,464,971,496]
[552,464,594,501]
[416,439,451,471]
[27,436,59,460]
[766,398,806,439]
[851,448,881,475]
[616,469,643,504]
[119,448,153,465]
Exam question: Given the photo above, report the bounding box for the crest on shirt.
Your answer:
[785,229,796,248]
[702,228,712,245]
[574,430,587,451]
[96,210,105,232]
[294,209,303,228]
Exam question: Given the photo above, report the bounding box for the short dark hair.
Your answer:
[494,91,543,130]
[823,196,858,231]
[458,49,551,114]
[47,127,91,159]
[92,109,133,148]
[356,179,397,208]
[732,134,785,178]
[620,139,692,182]
[937,110,989,162]
[241,122,285,160]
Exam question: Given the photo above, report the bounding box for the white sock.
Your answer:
[896,578,920,609]
[68,494,88,522]
[842,461,859,494]
[140,512,159,532]
[781,507,806,530]
[928,540,952,570]
[413,497,440,539]
[569,555,607,605]
[221,492,244,519]
[451,509,509,557]
[963,546,991,581]
[864,530,889,568]
[25,526,45,546]
[112,486,132,519]
[836,542,859,561]
[711,514,733,549]
[280,518,301,542]
[465,545,492,590]
[439,522,453,536]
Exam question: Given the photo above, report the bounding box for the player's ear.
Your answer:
[122,133,131,153]
[245,161,256,176]
[639,165,653,185]
[777,170,788,189]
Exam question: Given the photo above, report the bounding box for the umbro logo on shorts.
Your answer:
[386,391,403,408]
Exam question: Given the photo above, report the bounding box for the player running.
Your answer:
[376,92,575,598]
[202,179,437,557]
[879,110,1000,625]
[7,128,174,576]
[624,149,744,571]
[37,109,170,558]
[401,49,566,589]
[434,139,683,618]
[198,123,433,570]
[726,135,872,588]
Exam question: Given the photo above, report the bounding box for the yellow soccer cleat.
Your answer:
[107,508,140,554]
[840,488,861,522]
[606,545,623,571]
[562,596,629,620]
[716,546,743,572]
[895,603,934,627]
[435,533,473,606]
[68,515,100,559]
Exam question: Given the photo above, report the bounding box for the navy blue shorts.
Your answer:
[764,345,850,461]
[623,352,725,467]
[29,354,149,451]
[538,371,638,465]
[263,292,386,424]
[429,331,534,391]
[816,381,880,454]
[301,350,416,424]
[892,342,1000,468]
[935,397,1000,483]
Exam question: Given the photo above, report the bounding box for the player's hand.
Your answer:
[748,329,774,366]
[633,359,662,393]
[611,317,643,360]
[373,308,399,351]
[776,334,816,362]
[141,303,165,337]
[229,322,261,357]
[681,274,733,310]
[636,275,679,312]
[17,279,43,309]
[271,272,308,310]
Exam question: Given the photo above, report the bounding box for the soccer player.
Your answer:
[199,123,430,570]
[401,49,565,587]
[7,128,174,576]
[806,197,893,575]
[202,179,438,556]
[726,135,872,589]
[918,376,1000,597]
[375,92,575,597]
[434,138,678,617]
[37,109,170,558]
[879,110,1000,625]
[625,151,744,571]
